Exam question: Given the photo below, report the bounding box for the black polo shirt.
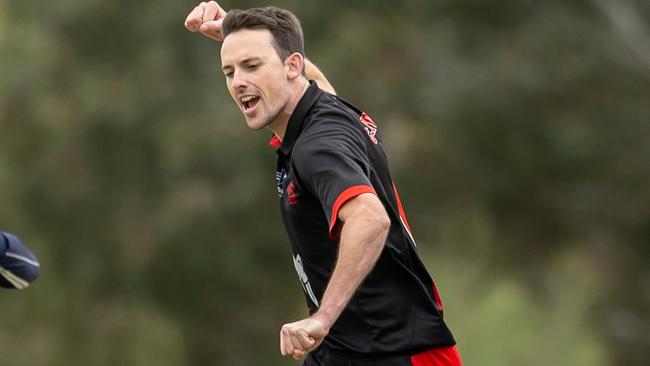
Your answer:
[274,81,455,357]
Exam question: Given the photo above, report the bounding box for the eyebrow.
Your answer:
[221,57,262,71]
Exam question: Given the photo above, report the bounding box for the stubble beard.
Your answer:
[247,95,289,131]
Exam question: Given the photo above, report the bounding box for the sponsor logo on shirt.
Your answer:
[293,254,319,307]
[360,112,378,144]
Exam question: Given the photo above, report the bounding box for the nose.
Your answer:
[231,69,248,91]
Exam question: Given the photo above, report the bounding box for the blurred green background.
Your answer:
[1,0,649,365]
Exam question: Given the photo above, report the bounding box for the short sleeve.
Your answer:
[293,123,377,239]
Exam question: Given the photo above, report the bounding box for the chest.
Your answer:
[276,155,335,256]
[276,156,323,224]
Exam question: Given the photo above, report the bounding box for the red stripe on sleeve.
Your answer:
[410,345,462,366]
[329,185,377,239]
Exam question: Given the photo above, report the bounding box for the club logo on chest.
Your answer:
[276,169,288,198]
[360,112,379,144]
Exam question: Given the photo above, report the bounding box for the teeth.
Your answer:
[241,96,256,103]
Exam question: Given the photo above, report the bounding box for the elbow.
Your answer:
[376,213,391,235]
[338,193,391,240]
[364,209,390,242]
[363,195,391,233]
[366,212,390,254]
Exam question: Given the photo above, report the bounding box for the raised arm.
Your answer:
[184,1,336,95]
[184,1,227,41]
[305,59,336,95]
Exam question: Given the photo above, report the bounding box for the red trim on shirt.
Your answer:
[410,345,462,366]
[392,182,413,234]
[433,283,444,314]
[329,185,377,239]
[392,183,444,312]
[269,134,282,148]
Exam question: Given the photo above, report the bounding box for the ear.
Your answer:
[285,52,305,80]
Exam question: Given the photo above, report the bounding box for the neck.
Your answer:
[267,79,310,141]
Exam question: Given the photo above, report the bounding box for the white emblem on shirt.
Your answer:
[293,254,319,307]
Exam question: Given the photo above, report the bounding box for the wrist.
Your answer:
[310,310,335,331]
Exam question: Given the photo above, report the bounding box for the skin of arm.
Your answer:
[304,59,336,95]
[279,193,390,359]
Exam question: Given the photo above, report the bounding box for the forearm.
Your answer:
[305,59,336,95]
[312,213,389,329]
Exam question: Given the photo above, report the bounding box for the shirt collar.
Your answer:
[269,81,322,156]
[268,134,282,148]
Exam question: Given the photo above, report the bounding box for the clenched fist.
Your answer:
[280,317,329,360]
[184,1,227,41]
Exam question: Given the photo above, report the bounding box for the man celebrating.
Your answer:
[0,231,40,290]
[185,3,461,365]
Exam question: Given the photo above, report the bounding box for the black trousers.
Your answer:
[302,345,461,366]
[303,348,413,366]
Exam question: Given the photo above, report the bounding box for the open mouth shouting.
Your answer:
[240,95,261,116]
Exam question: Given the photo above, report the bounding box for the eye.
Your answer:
[247,64,259,70]
[224,71,233,78]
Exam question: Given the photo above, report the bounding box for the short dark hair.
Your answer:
[222,7,305,62]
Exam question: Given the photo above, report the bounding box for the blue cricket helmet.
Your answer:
[0,231,40,290]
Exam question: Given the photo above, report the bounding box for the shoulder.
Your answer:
[296,94,367,151]
[311,93,362,126]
